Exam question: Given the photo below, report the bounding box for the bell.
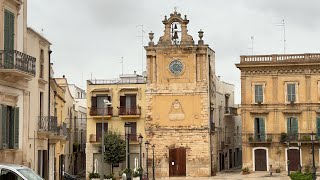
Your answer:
[174,24,178,29]
[172,31,179,40]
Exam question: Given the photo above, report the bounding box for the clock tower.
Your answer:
[145,10,216,177]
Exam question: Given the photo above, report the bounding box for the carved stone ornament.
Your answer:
[169,99,185,121]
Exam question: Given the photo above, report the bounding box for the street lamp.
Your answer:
[100,99,111,180]
[124,122,132,180]
[298,140,301,173]
[138,134,143,180]
[145,141,149,179]
[311,132,316,180]
[152,145,155,180]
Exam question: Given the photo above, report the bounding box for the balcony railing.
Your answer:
[119,106,141,116]
[56,122,67,137]
[240,53,320,64]
[89,107,113,116]
[225,107,237,116]
[247,133,273,143]
[89,78,146,85]
[38,116,58,132]
[246,132,320,144]
[0,50,36,76]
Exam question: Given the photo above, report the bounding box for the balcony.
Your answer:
[89,107,113,117]
[38,116,57,137]
[0,50,36,80]
[119,106,141,118]
[247,133,273,145]
[224,107,237,116]
[49,122,68,143]
[279,132,320,144]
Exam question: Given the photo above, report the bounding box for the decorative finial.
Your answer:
[174,6,177,13]
[148,31,154,46]
[184,15,187,20]
[164,15,167,21]
[198,29,204,45]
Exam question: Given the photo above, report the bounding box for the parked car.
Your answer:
[0,164,43,180]
[63,171,77,180]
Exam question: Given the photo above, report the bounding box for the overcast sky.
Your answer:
[28,0,320,103]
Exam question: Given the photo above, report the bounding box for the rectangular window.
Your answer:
[255,85,263,103]
[91,95,111,115]
[287,84,296,102]
[40,49,44,78]
[40,92,44,116]
[1,105,19,149]
[317,117,320,138]
[96,123,108,142]
[125,122,137,141]
[254,117,265,141]
[287,117,298,140]
[120,95,137,115]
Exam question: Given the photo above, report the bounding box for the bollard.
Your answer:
[269,165,273,176]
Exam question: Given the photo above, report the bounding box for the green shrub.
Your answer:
[248,136,253,142]
[242,167,249,172]
[301,135,311,141]
[89,172,100,179]
[280,133,287,143]
[290,171,312,180]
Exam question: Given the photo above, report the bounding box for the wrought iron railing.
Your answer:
[38,116,58,132]
[0,50,36,75]
[246,132,319,144]
[89,107,113,116]
[247,133,273,143]
[225,107,237,115]
[119,106,141,116]
[56,122,67,137]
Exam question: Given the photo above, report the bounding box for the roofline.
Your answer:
[27,27,52,45]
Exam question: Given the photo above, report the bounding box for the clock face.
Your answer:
[169,59,184,76]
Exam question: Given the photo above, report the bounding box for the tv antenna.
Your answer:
[137,25,145,74]
[276,19,286,54]
[121,56,124,75]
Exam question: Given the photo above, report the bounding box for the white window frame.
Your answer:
[252,82,266,104]
[284,82,299,103]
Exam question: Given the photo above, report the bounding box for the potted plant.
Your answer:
[275,167,281,173]
[280,132,287,143]
[89,172,100,180]
[122,168,132,179]
[267,137,272,142]
[301,135,311,141]
[104,174,115,180]
[132,170,140,180]
[242,167,250,175]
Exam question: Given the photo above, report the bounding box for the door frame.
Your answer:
[252,147,269,171]
[169,147,186,177]
[285,147,302,171]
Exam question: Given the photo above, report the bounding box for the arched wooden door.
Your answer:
[169,148,186,176]
[255,149,267,171]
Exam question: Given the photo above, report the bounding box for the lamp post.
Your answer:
[152,145,155,180]
[286,140,290,176]
[145,141,149,179]
[100,100,111,180]
[138,134,143,180]
[298,140,301,173]
[311,132,316,180]
[124,122,132,180]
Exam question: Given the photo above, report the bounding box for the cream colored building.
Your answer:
[86,73,146,179]
[236,53,320,172]
[144,11,216,177]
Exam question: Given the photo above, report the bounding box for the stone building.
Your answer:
[213,76,241,172]
[236,54,320,172]
[144,10,216,177]
[86,73,146,179]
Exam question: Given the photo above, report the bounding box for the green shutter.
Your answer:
[259,118,265,141]
[4,10,14,69]
[13,107,19,149]
[317,117,320,138]
[292,117,298,134]
[2,105,8,149]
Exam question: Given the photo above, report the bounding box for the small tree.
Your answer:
[104,131,126,174]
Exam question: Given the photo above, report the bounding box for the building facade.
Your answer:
[212,76,241,172]
[144,11,216,177]
[236,53,320,172]
[86,73,146,179]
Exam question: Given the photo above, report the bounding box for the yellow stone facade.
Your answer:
[86,74,146,179]
[236,54,320,172]
[145,11,215,177]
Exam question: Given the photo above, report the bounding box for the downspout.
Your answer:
[48,49,52,179]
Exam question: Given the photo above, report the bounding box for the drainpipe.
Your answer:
[48,49,52,179]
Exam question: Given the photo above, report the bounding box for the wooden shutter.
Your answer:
[120,96,126,107]
[130,95,136,107]
[96,123,102,142]
[259,118,265,141]
[13,107,19,149]
[4,10,14,50]
[317,117,320,138]
[91,97,97,107]
[130,122,137,141]
[292,117,298,134]
[2,105,8,149]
